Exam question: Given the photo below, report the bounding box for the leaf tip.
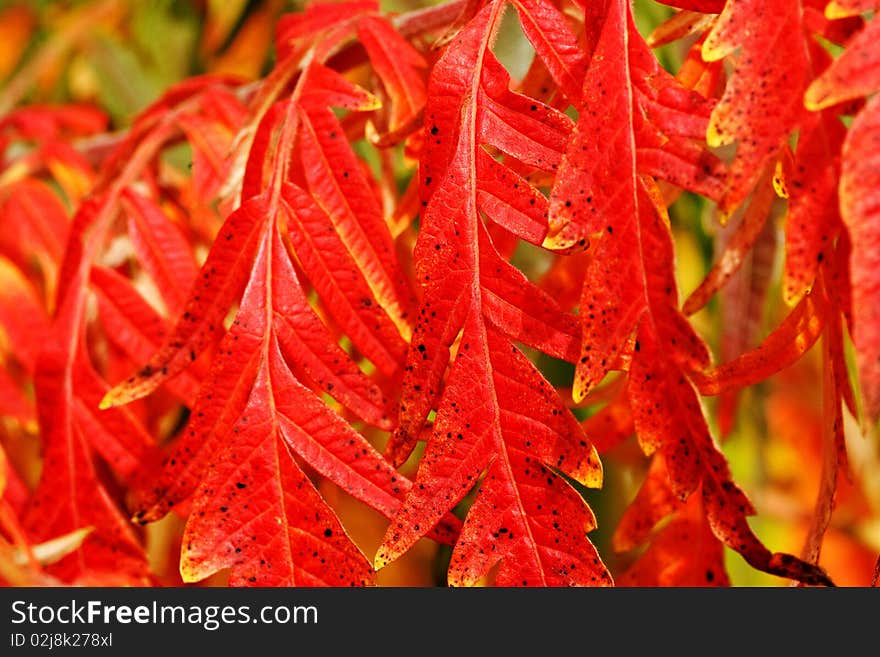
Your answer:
[372,550,390,572]
[802,85,830,112]
[97,392,117,410]
[362,94,383,113]
[577,453,604,490]
[824,2,853,20]
[699,40,726,64]
[705,119,728,149]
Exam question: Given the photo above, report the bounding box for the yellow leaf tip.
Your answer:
[373,552,389,571]
[706,122,727,149]
[824,2,854,20]
[98,392,116,410]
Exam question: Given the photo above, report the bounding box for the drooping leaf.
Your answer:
[0,180,69,288]
[804,16,880,110]
[0,255,49,371]
[547,0,830,585]
[782,111,846,304]
[122,188,200,316]
[615,456,729,587]
[100,199,267,408]
[691,289,826,396]
[357,14,427,137]
[839,94,880,425]
[682,166,776,315]
[90,266,201,407]
[717,207,778,435]
[133,203,458,586]
[377,0,608,587]
[510,0,587,103]
[286,107,415,372]
[546,0,723,252]
[703,0,809,213]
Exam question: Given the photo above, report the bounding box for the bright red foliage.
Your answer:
[1,0,879,588]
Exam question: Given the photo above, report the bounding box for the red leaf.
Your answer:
[510,0,586,103]
[805,16,880,109]
[0,104,107,144]
[839,94,880,424]
[378,0,607,586]
[691,290,826,396]
[90,266,201,407]
[703,0,809,212]
[378,312,608,586]
[71,356,156,486]
[616,457,729,587]
[276,1,378,59]
[547,0,829,585]
[357,15,427,135]
[176,88,249,203]
[547,0,722,252]
[179,345,374,587]
[717,210,778,435]
[101,198,268,408]
[298,62,382,113]
[799,302,847,565]
[682,166,776,316]
[0,179,69,269]
[136,219,458,585]
[783,111,846,304]
[0,256,49,371]
[291,106,415,362]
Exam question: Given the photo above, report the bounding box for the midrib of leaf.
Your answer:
[481,323,547,585]
[617,10,656,345]
[258,218,301,585]
[465,0,506,305]
[469,0,546,584]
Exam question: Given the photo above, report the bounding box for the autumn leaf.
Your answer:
[3,0,877,590]
[702,0,809,213]
[615,456,729,587]
[546,0,723,252]
[839,95,880,425]
[804,14,880,426]
[547,0,831,585]
[376,0,609,587]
